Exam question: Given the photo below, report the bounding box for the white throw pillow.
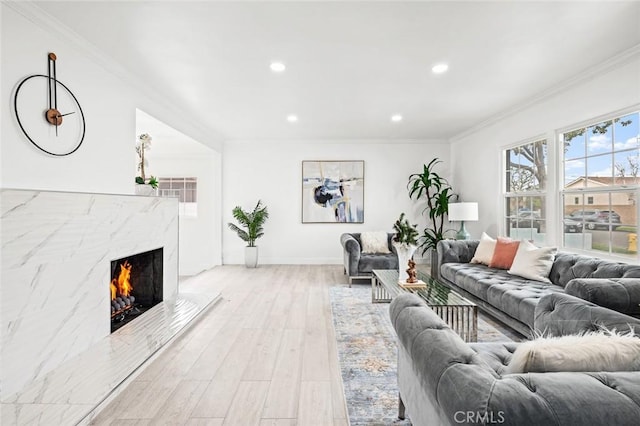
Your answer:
[505,331,640,374]
[360,231,390,254]
[508,240,557,283]
[470,232,496,265]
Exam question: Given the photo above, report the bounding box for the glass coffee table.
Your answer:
[372,269,478,342]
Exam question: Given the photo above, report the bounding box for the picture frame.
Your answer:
[302,160,365,223]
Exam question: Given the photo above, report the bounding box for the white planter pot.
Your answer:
[245,246,259,268]
[135,184,157,196]
[393,242,417,282]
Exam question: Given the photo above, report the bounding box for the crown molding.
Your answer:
[224,138,448,146]
[4,0,225,151]
[450,43,640,144]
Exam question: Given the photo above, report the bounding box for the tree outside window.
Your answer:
[504,139,547,243]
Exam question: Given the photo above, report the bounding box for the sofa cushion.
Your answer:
[441,262,566,327]
[470,232,496,265]
[357,253,397,273]
[565,278,640,315]
[505,331,640,374]
[489,237,520,269]
[360,231,391,254]
[469,342,519,376]
[549,252,640,287]
[508,240,557,283]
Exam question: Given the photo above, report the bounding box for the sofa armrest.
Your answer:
[340,233,361,276]
[534,293,640,337]
[566,278,640,315]
[436,239,479,265]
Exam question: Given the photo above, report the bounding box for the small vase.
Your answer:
[393,242,417,282]
[245,246,258,268]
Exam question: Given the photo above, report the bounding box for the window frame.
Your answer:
[557,107,639,261]
[157,176,198,218]
[502,136,549,244]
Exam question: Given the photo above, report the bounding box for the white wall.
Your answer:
[222,140,450,264]
[450,55,640,243]
[152,153,222,274]
[0,4,222,194]
[136,109,223,275]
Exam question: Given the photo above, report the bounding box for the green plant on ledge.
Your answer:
[392,213,419,247]
[408,158,456,254]
[135,175,158,189]
[228,200,269,247]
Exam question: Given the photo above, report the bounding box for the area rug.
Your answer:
[329,284,518,426]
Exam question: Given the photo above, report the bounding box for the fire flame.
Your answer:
[111,260,133,300]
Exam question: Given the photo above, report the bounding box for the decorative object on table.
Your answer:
[408,158,456,276]
[227,200,269,268]
[134,133,158,195]
[391,213,419,282]
[448,201,479,240]
[406,259,418,283]
[13,52,86,156]
[302,160,364,223]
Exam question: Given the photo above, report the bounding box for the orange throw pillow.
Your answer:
[489,237,520,269]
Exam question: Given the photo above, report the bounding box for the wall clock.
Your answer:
[13,53,86,156]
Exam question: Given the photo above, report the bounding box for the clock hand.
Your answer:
[56,111,75,118]
[47,52,57,109]
[51,53,58,111]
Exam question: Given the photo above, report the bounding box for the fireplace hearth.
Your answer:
[111,248,163,332]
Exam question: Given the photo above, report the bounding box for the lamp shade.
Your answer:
[448,202,478,222]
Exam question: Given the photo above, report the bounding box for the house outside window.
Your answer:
[504,138,548,244]
[561,111,639,260]
[158,177,198,217]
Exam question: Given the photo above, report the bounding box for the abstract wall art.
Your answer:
[302,160,364,223]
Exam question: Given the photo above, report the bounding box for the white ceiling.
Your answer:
[34,1,640,143]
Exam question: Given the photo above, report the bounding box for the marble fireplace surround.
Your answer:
[1,189,218,425]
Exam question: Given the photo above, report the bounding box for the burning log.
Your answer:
[111,260,136,319]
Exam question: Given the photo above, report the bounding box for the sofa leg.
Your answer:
[398,393,405,420]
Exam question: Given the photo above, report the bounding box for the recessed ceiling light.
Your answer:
[287,114,298,122]
[432,63,449,74]
[391,114,403,122]
[270,62,286,72]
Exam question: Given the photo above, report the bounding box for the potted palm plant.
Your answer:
[227,200,269,268]
[392,212,419,282]
[408,158,456,276]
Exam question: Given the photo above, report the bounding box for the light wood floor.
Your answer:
[91,265,352,426]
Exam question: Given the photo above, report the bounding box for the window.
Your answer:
[158,177,198,217]
[574,197,579,205]
[504,139,548,244]
[561,111,639,260]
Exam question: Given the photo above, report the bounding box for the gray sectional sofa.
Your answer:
[390,292,640,426]
[436,239,640,336]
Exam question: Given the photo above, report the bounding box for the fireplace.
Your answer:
[110,248,163,332]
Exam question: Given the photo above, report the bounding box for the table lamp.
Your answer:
[448,202,478,240]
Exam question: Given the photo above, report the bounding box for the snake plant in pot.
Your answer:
[228,200,269,268]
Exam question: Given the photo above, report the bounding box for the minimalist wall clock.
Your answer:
[13,53,86,156]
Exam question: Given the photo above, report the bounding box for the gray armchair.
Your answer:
[340,232,398,285]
